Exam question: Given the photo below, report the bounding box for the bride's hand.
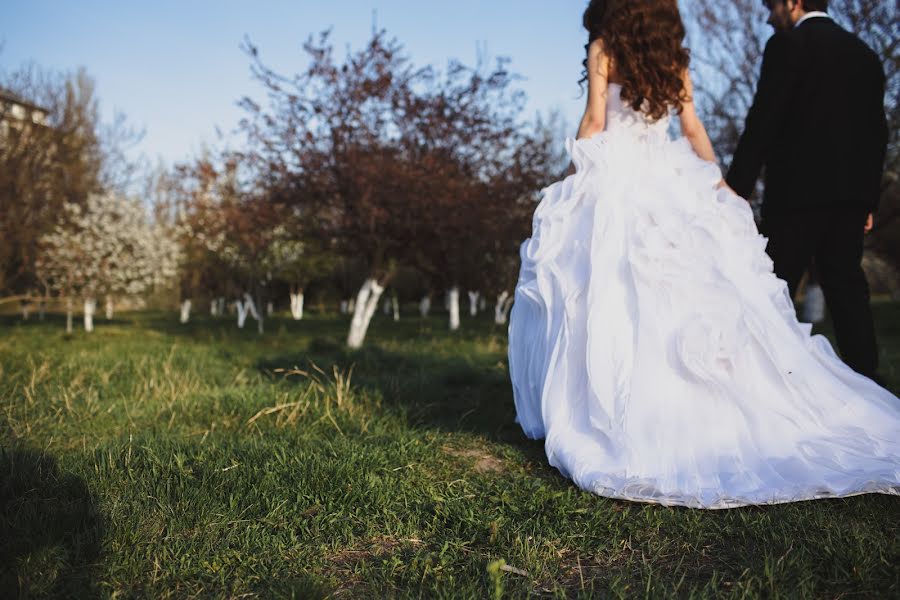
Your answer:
[715,179,739,197]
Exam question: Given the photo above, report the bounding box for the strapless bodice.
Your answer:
[604,83,671,140]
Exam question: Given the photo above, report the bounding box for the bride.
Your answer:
[507,0,899,508]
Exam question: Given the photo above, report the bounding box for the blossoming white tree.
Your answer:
[36,192,180,332]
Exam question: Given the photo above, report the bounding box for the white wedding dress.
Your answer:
[508,83,900,509]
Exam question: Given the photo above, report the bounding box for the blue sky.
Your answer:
[1,0,592,167]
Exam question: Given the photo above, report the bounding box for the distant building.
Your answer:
[0,89,50,141]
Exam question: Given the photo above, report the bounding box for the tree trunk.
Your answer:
[348,297,356,313]
[105,296,114,320]
[21,300,30,320]
[419,295,431,317]
[448,286,460,331]
[501,295,514,324]
[391,292,400,321]
[218,297,226,316]
[237,292,261,331]
[83,297,96,332]
[802,283,826,324]
[383,296,391,315]
[210,299,218,316]
[467,290,480,316]
[244,292,260,320]
[347,278,385,348]
[494,291,510,324]
[256,292,265,335]
[266,301,273,317]
[290,287,304,320]
[38,298,45,321]
[236,298,248,328]
[66,298,73,334]
[180,299,192,323]
[340,300,349,314]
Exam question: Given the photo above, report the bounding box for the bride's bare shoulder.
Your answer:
[587,38,621,84]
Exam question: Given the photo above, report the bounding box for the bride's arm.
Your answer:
[576,39,610,140]
[678,70,717,164]
[679,71,733,191]
[566,39,610,176]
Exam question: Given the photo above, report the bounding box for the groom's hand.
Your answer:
[864,213,873,234]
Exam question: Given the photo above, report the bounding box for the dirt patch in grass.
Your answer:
[320,535,425,597]
[441,444,505,474]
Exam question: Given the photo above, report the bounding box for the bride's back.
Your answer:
[604,82,672,139]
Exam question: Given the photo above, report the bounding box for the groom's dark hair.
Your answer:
[763,0,829,10]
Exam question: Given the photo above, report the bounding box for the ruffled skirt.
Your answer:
[508,130,900,508]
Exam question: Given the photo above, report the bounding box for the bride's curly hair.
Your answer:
[580,0,691,121]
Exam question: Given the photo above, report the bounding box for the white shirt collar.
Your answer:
[794,11,831,28]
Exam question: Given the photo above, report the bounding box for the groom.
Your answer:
[726,0,889,381]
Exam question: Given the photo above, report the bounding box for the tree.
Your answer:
[240,29,548,346]
[35,192,179,332]
[0,64,143,297]
[266,223,334,320]
[161,158,229,325]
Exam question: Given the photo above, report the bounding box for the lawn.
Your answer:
[1,303,898,598]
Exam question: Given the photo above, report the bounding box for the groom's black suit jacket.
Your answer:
[726,16,888,217]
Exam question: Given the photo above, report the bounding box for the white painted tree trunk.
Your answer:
[802,283,826,324]
[236,293,262,332]
[383,297,391,315]
[266,301,274,316]
[244,293,260,321]
[494,291,509,324]
[347,278,385,348]
[179,299,192,323]
[236,299,248,328]
[340,300,348,314]
[348,297,356,313]
[236,292,262,334]
[105,296,114,319]
[257,295,265,335]
[467,291,480,316]
[419,295,431,317]
[290,290,304,320]
[217,297,225,316]
[210,299,218,316]
[21,301,30,320]
[391,293,400,321]
[480,296,486,311]
[83,297,96,332]
[38,299,45,320]
[501,295,514,324]
[65,298,73,333]
[448,286,460,331]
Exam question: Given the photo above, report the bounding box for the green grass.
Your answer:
[1,303,898,599]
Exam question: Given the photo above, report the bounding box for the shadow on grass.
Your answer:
[0,312,132,336]
[140,311,354,341]
[0,446,104,598]
[256,331,549,463]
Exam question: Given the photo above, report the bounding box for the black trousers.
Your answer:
[761,208,879,378]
